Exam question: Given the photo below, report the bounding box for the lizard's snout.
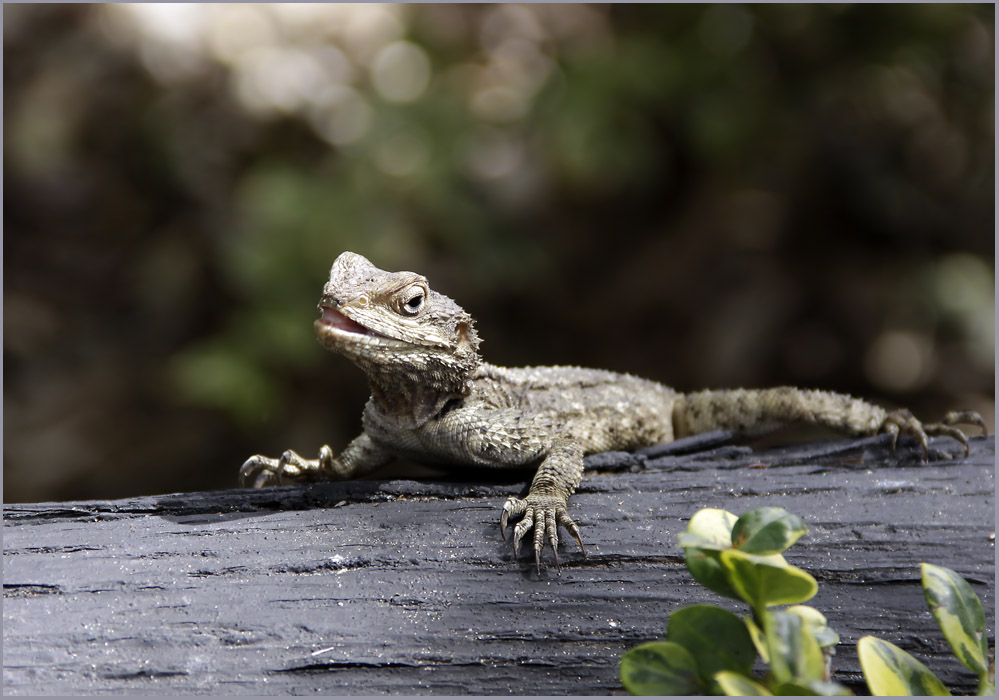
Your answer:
[319,294,344,310]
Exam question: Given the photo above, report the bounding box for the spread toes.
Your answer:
[879,408,987,460]
[500,495,584,574]
[239,450,316,487]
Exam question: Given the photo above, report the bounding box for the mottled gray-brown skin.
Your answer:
[240,252,986,572]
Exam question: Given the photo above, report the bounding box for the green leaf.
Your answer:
[666,605,756,682]
[920,563,989,675]
[745,615,770,663]
[720,549,818,608]
[787,605,840,649]
[682,508,794,602]
[857,636,951,696]
[732,507,808,555]
[765,609,827,685]
[681,508,738,550]
[715,670,773,696]
[620,641,703,695]
[684,546,741,600]
[686,546,791,604]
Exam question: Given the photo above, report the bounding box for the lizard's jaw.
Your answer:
[314,305,418,359]
[314,299,480,393]
[318,306,374,337]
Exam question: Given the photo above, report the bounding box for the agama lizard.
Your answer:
[240,252,987,572]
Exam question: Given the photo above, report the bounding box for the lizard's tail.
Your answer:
[671,387,887,439]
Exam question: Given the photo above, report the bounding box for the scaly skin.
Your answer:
[240,252,987,573]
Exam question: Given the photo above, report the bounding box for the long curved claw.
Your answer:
[512,510,534,558]
[942,410,988,436]
[239,458,256,487]
[240,455,279,488]
[881,421,901,454]
[533,508,548,569]
[501,497,527,549]
[879,409,928,460]
[558,511,586,558]
[924,423,971,457]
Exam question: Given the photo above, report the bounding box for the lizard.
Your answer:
[239,251,987,573]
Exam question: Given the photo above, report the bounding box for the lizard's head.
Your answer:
[315,252,482,389]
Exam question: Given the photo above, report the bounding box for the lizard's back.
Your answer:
[473,363,679,453]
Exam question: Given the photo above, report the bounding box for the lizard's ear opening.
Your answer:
[456,320,480,354]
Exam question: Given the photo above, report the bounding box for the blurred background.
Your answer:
[4,3,994,503]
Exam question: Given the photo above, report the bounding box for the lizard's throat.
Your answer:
[363,358,476,400]
[366,373,465,427]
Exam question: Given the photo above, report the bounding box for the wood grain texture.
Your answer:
[4,433,994,695]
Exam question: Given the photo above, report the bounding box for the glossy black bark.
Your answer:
[4,434,993,695]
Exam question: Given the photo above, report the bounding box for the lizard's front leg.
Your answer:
[239,432,392,488]
[500,439,586,574]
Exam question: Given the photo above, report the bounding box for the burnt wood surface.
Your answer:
[3,433,994,695]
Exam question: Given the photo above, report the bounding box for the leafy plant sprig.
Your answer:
[619,507,994,696]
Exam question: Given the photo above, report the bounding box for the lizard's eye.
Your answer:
[401,288,426,315]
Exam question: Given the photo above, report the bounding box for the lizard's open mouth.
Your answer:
[315,303,421,351]
[317,306,374,336]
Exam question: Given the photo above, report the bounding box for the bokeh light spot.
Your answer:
[308,85,374,145]
[207,5,276,65]
[864,330,936,392]
[371,41,432,103]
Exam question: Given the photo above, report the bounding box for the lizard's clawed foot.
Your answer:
[878,409,987,461]
[239,445,337,488]
[500,494,586,575]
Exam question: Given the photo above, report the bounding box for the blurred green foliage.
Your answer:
[3,4,993,501]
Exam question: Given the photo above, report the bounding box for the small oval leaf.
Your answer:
[620,641,703,696]
[684,547,741,600]
[732,507,808,555]
[787,605,840,649]
[720,549,818,608]
[920,563,988,675]
[857,636,951,696]
[766,609,826,684]
[667,604,756,681]
[685,508,738,548]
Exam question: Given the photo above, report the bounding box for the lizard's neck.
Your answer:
[364,365,475,428]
